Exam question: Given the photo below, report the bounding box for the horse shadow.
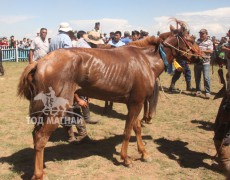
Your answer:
[191,119,214,131]
[0,134,152,179]
[89,102,127,120]
[154,138,221,173]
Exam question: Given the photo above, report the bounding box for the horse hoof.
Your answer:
[142,156,152,162]
[124,162,133,168]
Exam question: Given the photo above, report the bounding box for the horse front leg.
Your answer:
[120,103,142,167]
[32,116,59,180]
[133,118,152,162]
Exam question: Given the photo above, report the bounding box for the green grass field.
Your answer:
[0,62,227,180]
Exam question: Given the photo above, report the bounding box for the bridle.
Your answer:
[163,35,206,59]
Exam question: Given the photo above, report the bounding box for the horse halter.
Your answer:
[163,35,203,59]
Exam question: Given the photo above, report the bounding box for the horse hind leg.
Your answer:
[147,79,160,124]
[32,115,59,180]
[141,99,149,125]
[120,102,143,167]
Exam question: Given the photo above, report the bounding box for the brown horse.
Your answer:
[18,20,203,179]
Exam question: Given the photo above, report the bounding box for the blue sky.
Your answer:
[0,0,229,40]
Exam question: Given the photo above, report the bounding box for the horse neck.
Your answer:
[162,45,175,65]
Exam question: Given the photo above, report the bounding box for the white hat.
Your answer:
[58,22,73,32]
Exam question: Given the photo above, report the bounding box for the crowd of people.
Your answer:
[0,35,33,49]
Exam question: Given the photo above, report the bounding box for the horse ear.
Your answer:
[170,25,176,32]
[170,25,179,35]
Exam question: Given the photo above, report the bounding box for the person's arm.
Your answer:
[29,49,34,64]
[74,94,88,108]
[222,45,230,52]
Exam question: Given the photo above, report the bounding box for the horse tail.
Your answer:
[148,78,160,118]
[17,62,38,100]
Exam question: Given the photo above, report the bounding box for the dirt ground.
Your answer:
[0,62,227,180]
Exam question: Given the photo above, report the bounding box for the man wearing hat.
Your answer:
[49,22,73,51]
[49,22,92,144]
[194,28,213,99]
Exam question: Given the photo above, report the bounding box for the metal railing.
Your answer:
[0,45,30,62]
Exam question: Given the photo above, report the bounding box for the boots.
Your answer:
[63,125,76,143]
[169,82,175,91]
[186,81,192,91]
[81,105,98,124]
[169,82,178,92]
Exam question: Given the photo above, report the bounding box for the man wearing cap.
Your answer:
[194,28,213,99]
[29,28,49,64]
[213,29,230,176]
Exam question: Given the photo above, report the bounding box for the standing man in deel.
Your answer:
[29,28,49,64]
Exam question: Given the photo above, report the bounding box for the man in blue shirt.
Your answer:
[121,31,132,45]
[49,22,73,51]
[108,31,125,47]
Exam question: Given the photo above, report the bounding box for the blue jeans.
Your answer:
[194,63,210,93]
[171,60,191,84]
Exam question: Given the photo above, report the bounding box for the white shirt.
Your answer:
[76,38,91,48]
[30,36,49,61]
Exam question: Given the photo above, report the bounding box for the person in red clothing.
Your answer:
[0,37,9,46]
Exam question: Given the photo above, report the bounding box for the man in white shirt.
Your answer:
[108,31,125,47]
[29,28,49,64]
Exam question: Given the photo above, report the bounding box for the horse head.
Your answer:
[161,18,204,63]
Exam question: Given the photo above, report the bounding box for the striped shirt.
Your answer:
[197,38,213,64]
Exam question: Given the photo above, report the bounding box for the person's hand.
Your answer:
[77,99,88,108]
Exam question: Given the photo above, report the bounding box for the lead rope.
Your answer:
[158,77,171,99]
[164,41,209,59]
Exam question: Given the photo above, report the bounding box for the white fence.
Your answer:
[0,45,30,62]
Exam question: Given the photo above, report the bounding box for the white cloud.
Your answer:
[67,7,230,39]
[0,15,34,24]
[153,7,230,39]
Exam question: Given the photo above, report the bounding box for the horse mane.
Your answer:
[158,32,172,40]
[128,36,162,47]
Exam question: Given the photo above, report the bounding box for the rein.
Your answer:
[163,36,208,59]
